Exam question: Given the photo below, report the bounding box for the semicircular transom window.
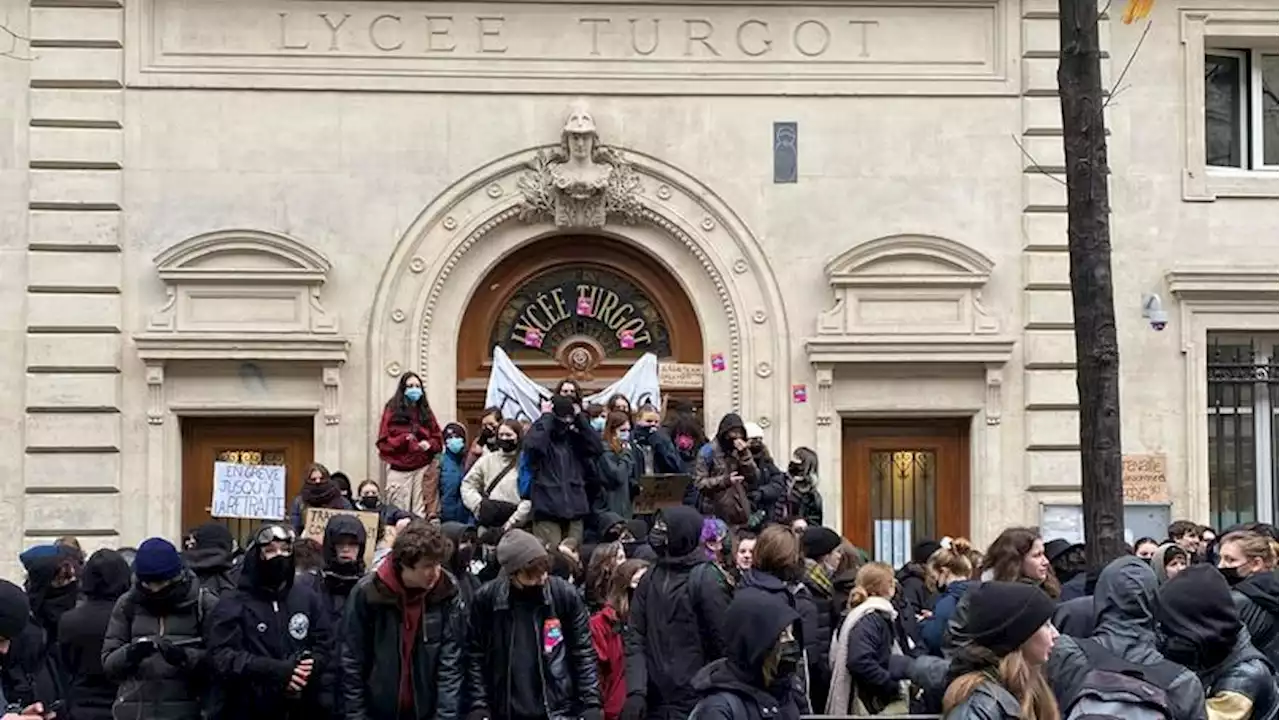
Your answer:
[490,265,673,365]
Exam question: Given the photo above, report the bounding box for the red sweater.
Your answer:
[589,605,627,720]
[376,405,443,471]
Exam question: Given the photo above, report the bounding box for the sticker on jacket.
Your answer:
[542,618,563,653]
[288,613,310,640]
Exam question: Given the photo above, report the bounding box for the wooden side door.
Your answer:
[181,417,315,546]
[842,420,970,565]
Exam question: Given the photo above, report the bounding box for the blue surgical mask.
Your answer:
[617,430,631,443]
[590,417,606,433]
[445,437,465,454]
[404,387,423,402]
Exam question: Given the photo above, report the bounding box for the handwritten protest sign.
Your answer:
[303,508,380,567]
[658,362,704,389]
[211,462,285,520]
[633,474,691,515]
[1123,453,1169,503]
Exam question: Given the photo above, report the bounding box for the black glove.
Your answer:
[155,638,188,668]
[466,709,490,720]
[125,638,156,666]
[620,696,646,720]
[581,709,604,720]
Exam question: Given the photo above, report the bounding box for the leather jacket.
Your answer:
[942,681,1020,720]
[465,576,601,719]
[1200,631,1279,720]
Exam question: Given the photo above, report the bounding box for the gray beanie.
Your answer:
[497,529,548,574]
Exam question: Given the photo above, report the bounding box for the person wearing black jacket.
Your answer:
[895,539,940,623]
[183,523,239,598]
[101,538,217,720]
[441,522,483,604]
[464,529,601,720]
[1217,530,1279,669]
[742,423,786,529]
[316,514,366,718]
[0,581,50,718]
[57,549,130,720]
[624,506,732,720]
[525,395,606,548]
[689,593,807,720]
[3,546,73,713]
[1157,564,1278,720]
[342,520,463,720]
[207,524,333,720]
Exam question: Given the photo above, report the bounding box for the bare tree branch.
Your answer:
[0,21,34,61]
[1103,19,1152,109]
[1011,133,1068,186]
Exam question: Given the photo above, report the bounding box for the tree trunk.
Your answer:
[1057,0,1126,572]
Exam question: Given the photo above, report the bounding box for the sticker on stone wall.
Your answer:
[523,329,543,349]
[576,295,594,316]
[619,329,636,349]
[710,353,726,373]
[792,384,808,404]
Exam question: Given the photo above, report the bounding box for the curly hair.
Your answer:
[392,520,453,569]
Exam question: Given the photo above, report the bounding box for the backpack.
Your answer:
[1063,639,1184,720]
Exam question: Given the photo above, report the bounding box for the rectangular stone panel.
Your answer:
[25,452,121,489]
[1024,289,1074,327]
[30,89,123,126]
[1025,408,1079,448]
[31,8,124,44]
[30,128,123,166]
[27,293,121,331]
[1019,135,1064,171]
[1025,449,1082,488]
[31,48,123,86]
[24,493,121,533]
[1024,173,1066,209]
[1024,329,1076,366]
[1023,250,1069,288]
[126,0,1019,95]
[1021,16,1109,54]
[30,170,122,206]
[28,250,122,290]
[25,412,121,450]
[1022,212,1067,249]
[26,373,121,410]
[1024,368,1077,408]
[1022,96,1062,133]
[29,210,121,248]
[26,334,122,370]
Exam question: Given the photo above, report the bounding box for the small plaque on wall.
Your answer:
[773,122,797,183]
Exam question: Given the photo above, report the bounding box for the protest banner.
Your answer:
[211,462,286,520]
[633,474,691,515]
[303,508,380,567]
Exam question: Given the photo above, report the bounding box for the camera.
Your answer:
[1142,294,1168,332]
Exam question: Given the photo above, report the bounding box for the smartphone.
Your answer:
[43,700,63,719]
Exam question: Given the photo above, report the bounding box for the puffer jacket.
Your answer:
[465,575,600,719]
[694,414,757,526]
[100,571,218,720]
[941,680,1020,720]
[1045,556,1207,720]
[1232,570,1278,670]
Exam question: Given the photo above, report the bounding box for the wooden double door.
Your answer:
[181,417,314,545]
[842,420,970,566]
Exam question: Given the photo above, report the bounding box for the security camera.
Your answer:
[1142,294,1168,332]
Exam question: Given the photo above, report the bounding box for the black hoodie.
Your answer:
[57,549,131,720]
[1231,569,1278,668]
[625,506,732,718]
[440,521,483,604]
[694,414,756,526]
[690,593,805,720]
[184,523,238,597]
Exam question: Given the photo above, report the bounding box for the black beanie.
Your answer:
[192,522,234,552]
[803,527,842,560]
[1156,563,1240,650]
[964,581,1057,657]
[0,580,30,640]
[912,539,942,566]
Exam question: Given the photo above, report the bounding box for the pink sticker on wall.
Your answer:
[710,353,726,373]
[523,329,543,348]
[576,296,594,316]
[792,384,808,404]
[619,330,636,349]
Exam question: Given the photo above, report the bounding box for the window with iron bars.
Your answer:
[1207,332,1279,529]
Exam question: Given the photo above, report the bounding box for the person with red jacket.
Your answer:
[377,371,444,519]
[591,558,650,720]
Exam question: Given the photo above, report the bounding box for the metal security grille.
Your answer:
[1207,336,1279,528]
[869,450,937,568]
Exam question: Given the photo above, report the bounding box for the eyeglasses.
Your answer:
[254,525,296,547]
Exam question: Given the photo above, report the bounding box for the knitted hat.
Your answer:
[134,538,183,583]
[191,523,234,552]
[0,580,30,640]
[803,527,842,560]
[497,529,548,574]
[443,422,466,439]
[965,581,1057,657]
[912,539,942,566]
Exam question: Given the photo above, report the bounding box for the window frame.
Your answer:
[1249,48,1278,171]
[1204,48,1249,170]
[1205,331,1278,526]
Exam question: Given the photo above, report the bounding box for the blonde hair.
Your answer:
[929,537,975,581]
[849,561,895,609]
[943,648,1060,720]
[1221,531,1279,571]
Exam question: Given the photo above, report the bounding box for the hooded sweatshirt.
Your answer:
[694,414,756,526]
[690,593,804,720]
[1045,556,1208,720]
[1231,569,1278,668]
[1149,542,1186,585]
[57,549,131,720]
[184,523,239,597]
[22,544,79,645]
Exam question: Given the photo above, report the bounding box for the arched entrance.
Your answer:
[456,234,704,425]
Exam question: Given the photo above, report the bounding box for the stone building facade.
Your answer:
[0,0,1275,577]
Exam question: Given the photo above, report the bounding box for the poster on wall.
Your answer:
[1040,503,1172,546]
[210,462,286,520]
[484,346,661,423]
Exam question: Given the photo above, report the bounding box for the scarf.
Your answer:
[806,559,834,596]
[826,596,905,716]
[375,559,427,712]
[302,480,342,508]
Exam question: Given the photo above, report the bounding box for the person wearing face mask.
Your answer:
[183,523,238,598]
[689,592,808,720]
[464,529,602,720]
[596,411,641,524]
[461,420,533,543]
[587,404,608,436]
[629,406,682,477]
[1157,564,1278,720]
[207,524,333,720]
[1216,530,1279,668]
[777,448,823,527]
[466,408,504,473]
[660,400,707,507]
[57,549,130,720]
[524,395,605,548]
[694,414,757,528]
[378,371,445,519]
[440,423,477,526]
[312,514,368,718]
[290,462,354,534]
[441,522,484,604]
[740,423,786,528]
[341,520,463,720]
[21,543,80,648]
[101,538,218,720]
[7,544,76,708]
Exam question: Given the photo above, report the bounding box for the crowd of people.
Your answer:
[0,371,1275,720]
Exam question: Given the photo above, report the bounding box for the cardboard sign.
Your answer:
[710,353,726,373]
[1122,454,1169,504]
[303,508,380,568]
[792,384,808,403]
[211,462,286,520]
[658,362,704,389]
[632,474,691,515]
